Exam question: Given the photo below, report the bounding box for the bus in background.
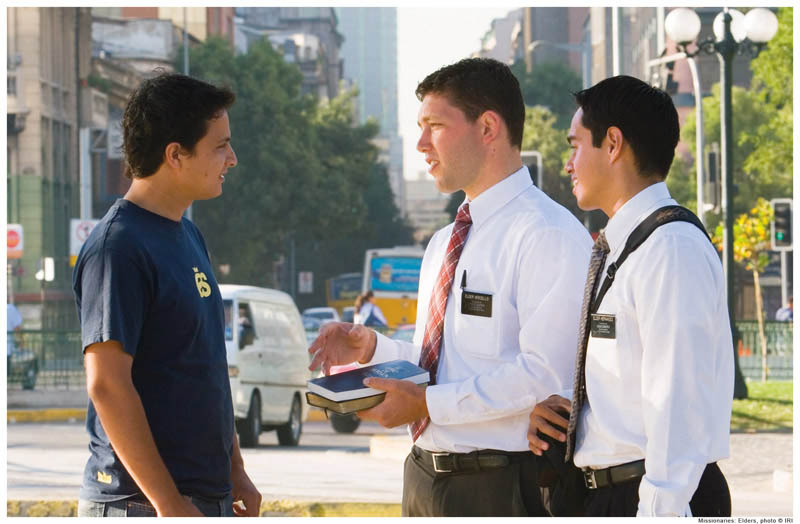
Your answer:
[325,272,362,318]
[362,246,424,328]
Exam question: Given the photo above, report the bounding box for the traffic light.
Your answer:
[771,199,792,250]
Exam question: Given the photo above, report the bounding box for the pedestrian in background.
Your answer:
[309,57,591,517]
[527,75,733,517]
[72,72,260,517]
[775,296,792,321]
[354,290,387,327]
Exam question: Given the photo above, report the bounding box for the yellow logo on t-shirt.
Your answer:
[97,471,112,484]
[193,267,212,298]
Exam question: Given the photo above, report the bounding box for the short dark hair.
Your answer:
[122,72,235,179]
[416,58,525,149]
[573,75,679,179]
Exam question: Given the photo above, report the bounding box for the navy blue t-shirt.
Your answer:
[73,199,233,502]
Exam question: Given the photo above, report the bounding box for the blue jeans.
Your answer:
[77,493,234,517]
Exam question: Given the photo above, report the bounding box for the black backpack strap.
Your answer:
[590,206,711,314]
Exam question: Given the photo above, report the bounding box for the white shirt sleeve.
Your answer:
[371,330,421,365]
[634,232,728,516]
[426,226,590,425]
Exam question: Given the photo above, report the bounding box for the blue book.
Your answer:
[305,360,429,414]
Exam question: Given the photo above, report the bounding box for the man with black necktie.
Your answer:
[527,75,734,517]
[308,58,592,517]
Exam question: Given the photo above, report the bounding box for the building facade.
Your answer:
[336,7,404,213]
[7,7,92,327]
[235,7,343,100]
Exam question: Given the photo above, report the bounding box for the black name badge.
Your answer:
[461,290,492,317]
[590,314,616,339]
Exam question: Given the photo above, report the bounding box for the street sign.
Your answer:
[70,219,100,266]
[298,271,313,294]
[7,224,24,259]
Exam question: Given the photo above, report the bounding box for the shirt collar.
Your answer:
[460,165,533,231]
[603,182,675,256]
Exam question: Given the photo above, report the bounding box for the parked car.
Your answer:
[302,307,340,325]
[8,347,38,390]
[341,306,355,324]
[221,285,311,448]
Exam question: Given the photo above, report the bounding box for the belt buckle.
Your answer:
[583,469,598,489]
[431,452,453,473]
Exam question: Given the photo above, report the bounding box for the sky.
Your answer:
[396,7,515,181]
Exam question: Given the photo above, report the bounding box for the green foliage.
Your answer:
[742,7,793,195]
[713,198,773,273]
[186,36,412,297]
[511,60,583,129]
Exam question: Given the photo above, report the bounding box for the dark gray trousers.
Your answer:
[401,448,548,517]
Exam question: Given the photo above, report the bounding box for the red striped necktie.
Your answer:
[410,203,472,442]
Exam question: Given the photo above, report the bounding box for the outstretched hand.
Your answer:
[308,322,376,376]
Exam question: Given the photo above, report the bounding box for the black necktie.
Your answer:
[565,231,610,462]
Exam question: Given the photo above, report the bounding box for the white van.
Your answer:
[220,285,310,447]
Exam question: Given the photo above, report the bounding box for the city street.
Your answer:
[6,420,407,503]
[6,420,793,515]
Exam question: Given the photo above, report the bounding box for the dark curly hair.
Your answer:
[122,71,235,179]
[415,58,525,149]
[573,75,679,179]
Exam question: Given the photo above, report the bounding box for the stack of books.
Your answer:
[306,360,429,414]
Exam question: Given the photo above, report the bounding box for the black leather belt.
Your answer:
[412,445,530,474]
[583,459,645,489]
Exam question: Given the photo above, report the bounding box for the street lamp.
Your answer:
[664,7,778,326]
[527,40,591,89]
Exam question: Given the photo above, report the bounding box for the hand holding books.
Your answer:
[306,360,430,420]
[357,376,430,428]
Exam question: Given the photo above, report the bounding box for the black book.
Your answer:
[305,360,429,415]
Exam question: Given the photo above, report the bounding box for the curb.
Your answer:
[7,408,87,423]
[8,408,329,424]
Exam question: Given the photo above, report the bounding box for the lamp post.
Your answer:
[665,7,778,397]
[664,7,777,317]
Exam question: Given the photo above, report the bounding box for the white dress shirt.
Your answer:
[573,182,734,516]
[370,166,592,453]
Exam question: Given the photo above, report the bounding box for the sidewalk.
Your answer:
[7,388,794,517]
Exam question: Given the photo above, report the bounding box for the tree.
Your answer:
[742,7,793,199]
[294,161,414,310]
[713,198,773,381]
[186,37,396,292]
[511,60,583,129]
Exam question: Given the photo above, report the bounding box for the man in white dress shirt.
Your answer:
[309,58,592,516]
[527,75,734,517]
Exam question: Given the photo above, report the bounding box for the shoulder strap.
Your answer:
[590,206,711,314]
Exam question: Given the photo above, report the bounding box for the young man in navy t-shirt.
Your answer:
[73,73,261,517]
